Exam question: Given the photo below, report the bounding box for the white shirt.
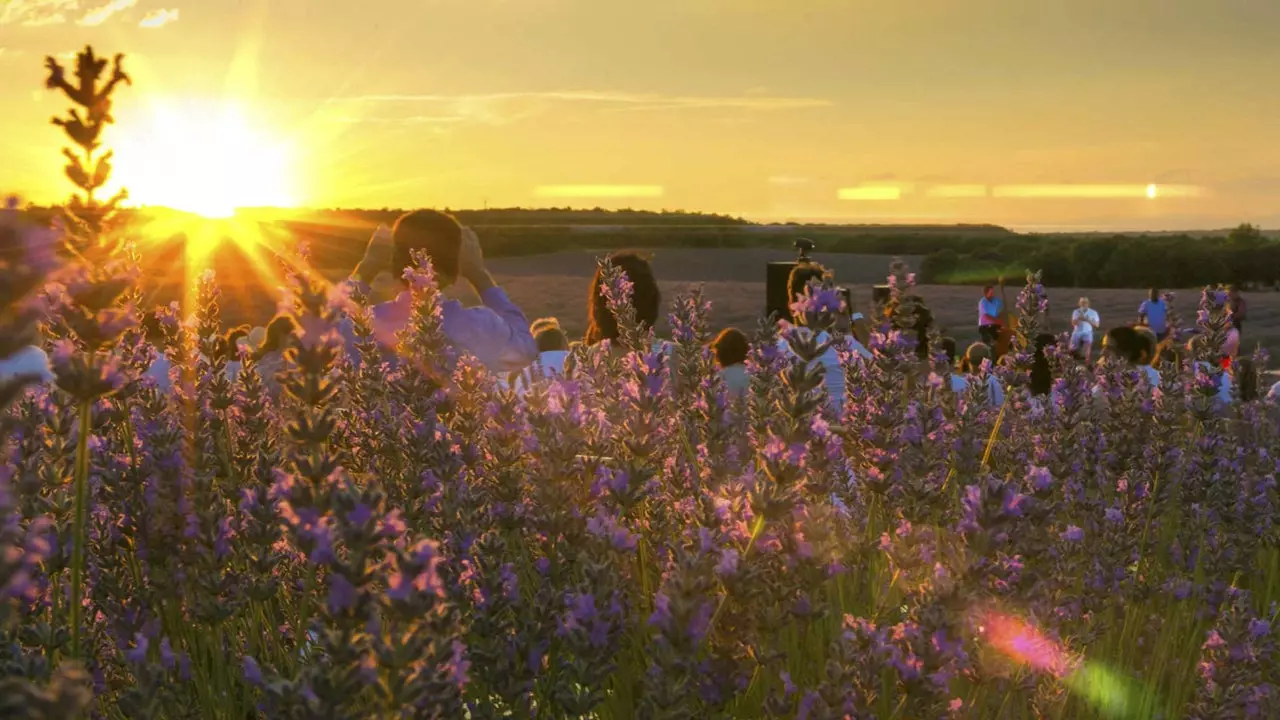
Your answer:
[1071,308,1100,340]
[776,330,854,413]
[719,364,749,396]
[511,350,569,394]
[0,346,54,384]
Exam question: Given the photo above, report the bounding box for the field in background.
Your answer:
[135,238,1280,352]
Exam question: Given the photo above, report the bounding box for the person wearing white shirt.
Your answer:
[510,318,570,394]
[775,263,870,414]
[712,327,751,397]
[1070,297,1101,363]
[1097,326,1162,400]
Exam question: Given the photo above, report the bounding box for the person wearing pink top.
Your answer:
[342,210,537,374]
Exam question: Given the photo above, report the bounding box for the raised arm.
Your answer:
[350,223,394,291]
[454,228,537,371]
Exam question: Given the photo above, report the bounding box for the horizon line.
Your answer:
[13,202,1277,235]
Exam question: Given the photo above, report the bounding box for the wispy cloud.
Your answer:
[0,0,79,26]
[349,91,831,111]
[333,90,832,127]
[138,7,178,28]
[77,0,137,27]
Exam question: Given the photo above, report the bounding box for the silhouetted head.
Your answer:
[585,251,660,345]
[962,342,992,374]
[390,209,464,288]
[712,327,749,369]
[531,317,569,353]
[140,309,165,345]
[213,325,250,364]
[255,314,297,360]
[787,262,829,324]
[939,336,958,367]
[983,286,996,300]
[1105,326,1155,365]
[1149,288,1161,302]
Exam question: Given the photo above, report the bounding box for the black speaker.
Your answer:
[766,261,797,320]
[872,284,891,305]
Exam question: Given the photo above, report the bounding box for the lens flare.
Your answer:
[976,610,1147,718]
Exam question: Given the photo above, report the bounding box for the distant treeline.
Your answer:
[13,206,1277,289]
[281,221,1020,274]
[918,223,1280,289]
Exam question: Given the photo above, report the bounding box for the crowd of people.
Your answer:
[1,208,1275,409]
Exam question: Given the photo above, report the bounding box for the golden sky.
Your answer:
[3,0,1279,230]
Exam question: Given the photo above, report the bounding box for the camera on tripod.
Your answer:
[765,237,857,321]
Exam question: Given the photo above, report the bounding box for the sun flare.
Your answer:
[109,99,300,219]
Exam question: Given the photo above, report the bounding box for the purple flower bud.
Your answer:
[1027,465,1054,493]
[327,573,357,614]
[124,633,149,665]
[1062,526,1084,543]
[242,656,264,686]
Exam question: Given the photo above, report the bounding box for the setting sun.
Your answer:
[109,99,300,219]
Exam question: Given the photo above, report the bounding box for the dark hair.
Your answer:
[787,263,828,321]
[585,251,660,345]
[939,336,958,366]
[213,325,250,364]
[983,285,994,294]
[1236,356,1258,402]
[712,328,749,368]
[1149,288,1161,302]
[912,305,933,360]
[533,319,569,353]
[390,210,464,286]
[141,309,165,344]
[255,314,297,361]
[1106,326,1154,365]
[1030,332,1056,396]
[962,342,992,374]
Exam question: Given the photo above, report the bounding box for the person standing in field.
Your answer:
[346,210,537,373]
[1228,284,1247,338]
[1138,289,1169,341]
[977,284,1004,347]
[580,251,672,357]
[712,327,750,397]
[777,262,868,414]
[1070,297,1101,363]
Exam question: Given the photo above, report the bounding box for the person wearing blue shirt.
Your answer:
[977,285,1004,346]
[1138,288,1169,340]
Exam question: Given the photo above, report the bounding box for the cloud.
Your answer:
[78,0,137,26]
[328,91,833,132]
[0,0,79,25]
[338,90,832,126]
[138,7,177,27]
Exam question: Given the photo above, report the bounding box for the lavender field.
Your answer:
[4,195,1280,718]
[2,45,1279,720]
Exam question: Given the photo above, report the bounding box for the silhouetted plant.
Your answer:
[44,45,131,255]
